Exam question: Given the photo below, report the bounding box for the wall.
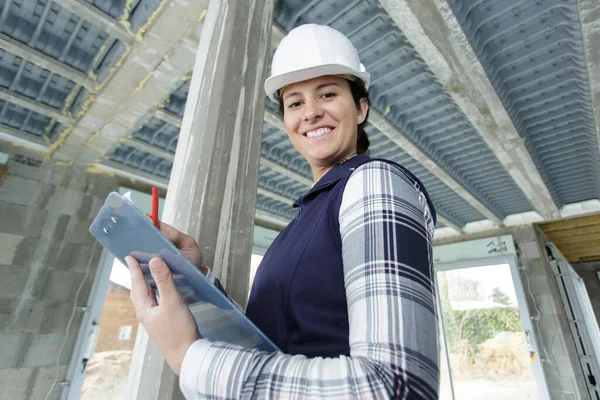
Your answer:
[512,225,588,399]
[571,261,600,327]
[0,144,117,400]
[95,283,138,353]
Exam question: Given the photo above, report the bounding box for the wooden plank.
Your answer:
[572,255,600,263]
[550,232,600,245]
[539,214,600,233]
[562,248,600,260]
[544,224,600,240]
[555,242,600,254]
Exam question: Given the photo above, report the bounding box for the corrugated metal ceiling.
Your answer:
[0,0,598,228]
[448,0,600,208]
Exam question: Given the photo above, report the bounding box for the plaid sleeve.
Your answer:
[179,161,439,400]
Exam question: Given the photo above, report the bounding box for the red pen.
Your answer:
[151,186,159,227]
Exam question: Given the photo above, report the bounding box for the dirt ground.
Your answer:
[80,350,132,400]
[450,331,534,381]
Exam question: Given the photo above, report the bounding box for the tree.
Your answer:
[491,287,511,305]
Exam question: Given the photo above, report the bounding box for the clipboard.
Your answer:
[89,192,278,352]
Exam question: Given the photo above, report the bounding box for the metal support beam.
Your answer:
[52,2,208,164]
[0,123,49,152]
[369,111,502,225]
[96,161,289,231]
[259,156,313,187]
[264,107,286,131]
[378,0,559,219]
[436,215,463,233]
[578,0,600,159]
[151,108,313,187]
[127,138,174,160]
[255,209,290,231]
[0,34,96,91]
[268,24,499,226]
[96,160,168,189]
[152,108,182,128]
[0,87,73,125]
[53,0,134,45]
[257,186,293,206]
[126,1,274,399]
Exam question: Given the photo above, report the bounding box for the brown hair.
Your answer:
[278,78,371,154]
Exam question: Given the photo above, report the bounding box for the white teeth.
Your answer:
[306,127,332,138]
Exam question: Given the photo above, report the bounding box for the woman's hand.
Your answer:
[127,255,201,375]
[146,216,208,275]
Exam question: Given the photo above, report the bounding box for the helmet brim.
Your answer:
[264,63,370,103]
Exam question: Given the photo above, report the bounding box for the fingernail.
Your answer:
[125,256,132,264]
[149,257,164,270]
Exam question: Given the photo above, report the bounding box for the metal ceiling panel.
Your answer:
[256,193,297,220]
[162,78,189,117]
[108,142,172,177]
[0,0,133,143]
[132,117,179,152]
[258,164,309,200]
[448,0,600,207]
[366,125,486,226]
[86,0,126,20]
[1,0,117,76]
[273,0,536,222]
[0,50,75,109]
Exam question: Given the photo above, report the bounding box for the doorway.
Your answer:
[435,254,550,400]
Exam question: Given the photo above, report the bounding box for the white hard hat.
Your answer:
[264,24,370,103]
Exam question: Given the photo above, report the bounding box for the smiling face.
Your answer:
[281,75,368,181]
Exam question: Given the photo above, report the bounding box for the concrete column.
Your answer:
[125,1,274,399]
[512,226,588,399]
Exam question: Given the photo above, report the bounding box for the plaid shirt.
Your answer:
[180,161,439,399]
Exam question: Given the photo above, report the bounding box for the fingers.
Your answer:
[144,215,198,252]
[148,257,181,306]
[126,256,157,310]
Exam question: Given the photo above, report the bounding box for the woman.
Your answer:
[127,24,439,399]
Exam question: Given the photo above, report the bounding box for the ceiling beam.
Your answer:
[578,0,600,161]
[256,187,294,206]
[368,111,500,226]
[52,1,210,164]
[150,108,314,188]
[0,34,96,91]
[0,87,73,125]
[94,160,290,231]
[96,160,168,189]
[436,215,463,233]
[127,138,174,160]
[255,210,290,231]
[269,24,486,228]
[152,108,182,128]
[53,0,135,46]
[263,107,286,131]
[258,155,313,187]
[0,124,49,152]
[378,0,559,219]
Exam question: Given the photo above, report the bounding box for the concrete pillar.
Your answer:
[125,1,274,399]
[512,226,588,399]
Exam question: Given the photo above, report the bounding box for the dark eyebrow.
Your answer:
[282,82,342,102]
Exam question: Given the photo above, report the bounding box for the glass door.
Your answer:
[436,261,544,400]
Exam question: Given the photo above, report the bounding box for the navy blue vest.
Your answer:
[245,155,435,357]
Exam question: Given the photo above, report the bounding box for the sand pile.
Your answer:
[80,350,133,400]
[450,332,534,380]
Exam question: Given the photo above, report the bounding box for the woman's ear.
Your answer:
[357,98,369,125]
